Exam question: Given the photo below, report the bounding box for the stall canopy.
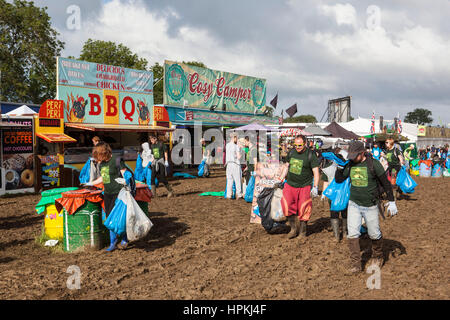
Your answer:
[36,132,77,143]
[65,123,174,132]
[231,122,275,131]
[324,121,360,140]
[304,124,331,136]
[4,105,37,116]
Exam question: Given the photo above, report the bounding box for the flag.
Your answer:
[270,93,278,109]
[397,117,403,133]
[286,103,297,117]
[370,111,375,134]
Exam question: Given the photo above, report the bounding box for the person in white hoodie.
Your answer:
[135,142,155,185]
[225,132,243,199]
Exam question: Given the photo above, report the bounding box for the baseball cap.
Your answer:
[347,141,366,160]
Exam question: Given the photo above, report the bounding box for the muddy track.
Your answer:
[0,170,448,300]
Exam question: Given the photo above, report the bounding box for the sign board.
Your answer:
[418,125,426,136]
[35,100,76,143]
[171,107,279,126]
[1,119,35,191]
[39,155,60,188]
[164,60,266,114]
[327,97,351,122]
[250,161,284,224]
[57,57,154,125]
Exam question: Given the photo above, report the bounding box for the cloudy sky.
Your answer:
[34,0,450,124]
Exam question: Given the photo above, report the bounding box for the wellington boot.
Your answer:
[106,231,118,252]
[298,220,307,238]
[368,238,384,269]
[347,238,362,273]
[342,218,348,239]
[330,218,340,242]
[286,215,299,239]
[166,184,174,198]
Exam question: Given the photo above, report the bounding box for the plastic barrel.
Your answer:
[419,161,431,177]
[35,187,78,240]
[431,164,443,177]
[63,201,108,252]
[44,205,64,240]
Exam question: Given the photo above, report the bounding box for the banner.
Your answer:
[170,108,278,125]
[164,60,266,114]
[1,125,34,190]
[418,125,426,136]
[57,57,154,125]
[250,161,284,224]
[39,155,59,188]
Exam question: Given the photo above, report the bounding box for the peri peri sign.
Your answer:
[164,60,266,114]
[57,57,153,125]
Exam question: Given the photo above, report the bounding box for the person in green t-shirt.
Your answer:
[335,141,398,274]
[88,142,128,252]
[149,134,174,198]
[279,135,320,240]
[242,136,258,185]
[384,138,405,199]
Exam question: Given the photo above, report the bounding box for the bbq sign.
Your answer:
[164,60,266,114]
[57,57,154,125]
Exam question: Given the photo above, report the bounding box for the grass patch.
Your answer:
[35,223,64,253]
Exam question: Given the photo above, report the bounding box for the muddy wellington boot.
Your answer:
[347,238,362,273]
[298,220,307,238]
[166,184,174,198]
[151,185,157,198]
[287,215,300,239]
[342,218,348,239]
[368,238,384,269]
[330,218,340,242]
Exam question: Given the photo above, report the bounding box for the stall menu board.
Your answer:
[250,161,284,224]
[164,60,267,114]
[39,155,60,187]
[57,57,154,125]
[1,125,34,190]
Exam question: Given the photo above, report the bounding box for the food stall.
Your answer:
[34,99,77,190]
[56,57,173,174]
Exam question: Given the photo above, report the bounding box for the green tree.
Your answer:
[283,114,317,123]
[182,61,207,68]
[152,62,164,104]
[404,108,433,125]
[79,39,148,70]
[0,0,64,103]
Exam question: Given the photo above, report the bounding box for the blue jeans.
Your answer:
[347,200,382,240]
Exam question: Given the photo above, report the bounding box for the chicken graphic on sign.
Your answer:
[137,99,150,125]
[66,94,88,123]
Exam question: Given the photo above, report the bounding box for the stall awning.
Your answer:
[65,123,174,132]
[36,133,77,143]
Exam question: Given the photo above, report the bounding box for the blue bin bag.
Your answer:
[244,175,255,203]
[79,158,91,184]
[396,166,418,193]
[198,159,206,177]
[224,181,236,199]
[329,178,351,212]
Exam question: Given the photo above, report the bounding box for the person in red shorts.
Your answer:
[280,134,320,240]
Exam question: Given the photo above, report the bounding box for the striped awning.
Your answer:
[65,123,174,132]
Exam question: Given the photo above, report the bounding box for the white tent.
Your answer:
[4,105,37,116]
[338,117,418,143]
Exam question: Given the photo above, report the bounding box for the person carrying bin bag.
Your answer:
[335,141,398,274]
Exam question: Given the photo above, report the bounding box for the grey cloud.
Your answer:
[32,0,450,124]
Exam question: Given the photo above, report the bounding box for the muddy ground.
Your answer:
[0,169,449,300]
